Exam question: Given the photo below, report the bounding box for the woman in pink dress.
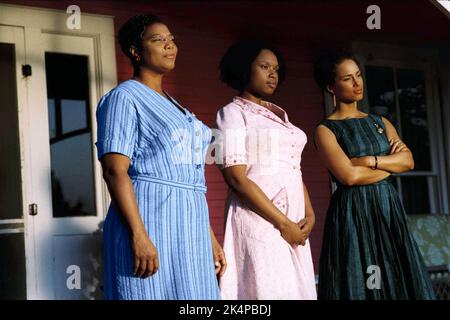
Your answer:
[215,40,317,299]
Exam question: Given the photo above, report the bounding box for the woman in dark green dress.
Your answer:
[313,49,435,300]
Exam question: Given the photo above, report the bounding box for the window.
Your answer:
[45,53,96,218]
[364,64,447,214]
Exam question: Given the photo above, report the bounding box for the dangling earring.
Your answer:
[332,94,336,108]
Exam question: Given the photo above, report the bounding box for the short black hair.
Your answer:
[219,40,286,92]
[313,48,361,94]
[118,14,163,68]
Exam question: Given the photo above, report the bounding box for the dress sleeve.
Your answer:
[215,104,248,168]
[95,89,137,160]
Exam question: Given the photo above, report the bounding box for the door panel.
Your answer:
[0,26,29,300]
[40,34,104,299]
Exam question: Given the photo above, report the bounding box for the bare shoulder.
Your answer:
[314,124,337,145]
[315,122,336,134]
[315,123,331,133]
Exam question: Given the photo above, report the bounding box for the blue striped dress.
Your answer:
[95,79,221,300]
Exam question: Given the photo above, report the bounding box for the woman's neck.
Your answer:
[133,68,164,95]
[333,101,364,118]
[240,91,264,107]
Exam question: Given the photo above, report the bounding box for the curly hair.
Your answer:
[313,48,361,94]
[118,14,163,68]
[219,40,286,92]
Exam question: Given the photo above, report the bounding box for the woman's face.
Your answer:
[137,22,178,74]
[245,49,279,97]
[329,59,364,103]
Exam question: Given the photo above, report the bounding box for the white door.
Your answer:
[0,27,105,300]
[0,4,117,300]
[0,25,33,300]
[30,33,105,299]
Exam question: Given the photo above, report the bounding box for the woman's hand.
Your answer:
[211,236,227,276]
[389,138,408,154]
[297,215,315,246]
[349,138,409,169]
[278,219,304,246]
[131,231,159,278]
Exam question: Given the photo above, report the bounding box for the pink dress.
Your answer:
[216,96,317,300]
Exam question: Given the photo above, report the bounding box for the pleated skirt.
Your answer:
[318,179,435,300]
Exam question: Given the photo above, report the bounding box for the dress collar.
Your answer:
[233,96,293,128]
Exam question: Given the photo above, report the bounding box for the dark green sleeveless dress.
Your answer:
[317,114,435,300]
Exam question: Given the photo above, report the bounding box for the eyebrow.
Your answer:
[256,60,279,67]
[150,33,173,37]
[148,33,173,38]
[341,70,361,77]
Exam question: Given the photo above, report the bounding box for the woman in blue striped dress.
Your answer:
[96,14,225,300]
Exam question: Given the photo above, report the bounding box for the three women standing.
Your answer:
[96,14,434,300]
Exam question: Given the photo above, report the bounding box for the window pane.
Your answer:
[0,43,23,220]
[50,133,96,217]
[396,69,431,171]
[399,176,431,214]
[365,66,397,126]
[61,99,87,134]
[45,53,96,218]
[0,233,26,299]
